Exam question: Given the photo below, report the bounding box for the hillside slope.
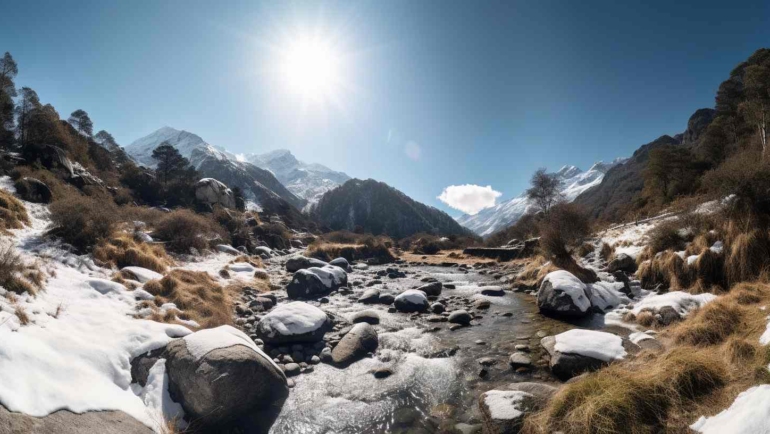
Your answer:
[312,179,473,239]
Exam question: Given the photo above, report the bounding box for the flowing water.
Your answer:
[268,262,607,433]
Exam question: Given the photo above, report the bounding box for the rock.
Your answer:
[283,363,301,376]
[285,255,328,272]
[481,286,505,296]
[611,271,633,296]
[358,288,380,304]
[508,352,532,369]
[537,270,591,317]
[431,302,445,314]
[253,246,273,257]
[133,231,153,243]
[286,265,348,299]
[0,406,153,434]
[130,347,165,387]
[474,299,491,309]
[319,347,333,362]
[448,310,472,325]
[378,293,395,305]
[256,302,332,344]
[331,323,379,367]
[329,257,352,272]
[607,253,637,274]
[372,367,393,378]
[216,244,241,255]
[479,383,557,434]
[14,177,53,203]
[351,310,380,325]
[540,329,627,380]
[165,326,288,432]
[394,290,429,312]
[657,305,681,326]
[120,266,163,283]
[416,281,443,296]
[194,178,236,209]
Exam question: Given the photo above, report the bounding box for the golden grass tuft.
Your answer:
[93,233,172,273]
[576,243,595,258]
[672,298,751,347]
[14,305,30,325]
[637,251,689,291]
[0,189,29,233]
[0,244,44,296]
[685,232,719,257]
[691,248,725,292]
[306,240,395,263]
[230,255,264,269]
[143,269,235,328]
[600,242,614,261]
[514,255,558,288]
[636,311,655,327]
[725,230,770,286]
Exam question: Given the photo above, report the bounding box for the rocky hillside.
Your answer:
[574,108,715,222]
[246,150,350,208]
[459,161,625,236]
[125,127,306,210]
[311,179,473,239]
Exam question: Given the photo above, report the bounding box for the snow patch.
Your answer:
[121,266,163,283]
[553,329,626,362]
[631,291,716,316]
[482,390,533,420]
[690,384,770,434]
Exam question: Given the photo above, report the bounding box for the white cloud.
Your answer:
[405,141,421,161]
[437,184,502,215]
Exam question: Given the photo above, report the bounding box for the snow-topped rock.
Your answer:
[631,291,716,317]
[121,266,163,283]
[542,329,627,380]
[394,290,429,313]
[537,270,592,317]
[256,302,331,344]
[196,179,236,209]
[286,265,348,299]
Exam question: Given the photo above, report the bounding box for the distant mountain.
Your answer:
[457,160,626,237]
[312,179,474,239]
[125,127,306,210]
[245,150,350,208]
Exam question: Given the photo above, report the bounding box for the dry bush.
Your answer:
[514,256,559,289]
[231,255,264,269]
[0,189,29,233]
[731,282,764,305]
[600,242,614,261]
[646,219,687,255]
[154,209,228,254]
[307,237,395,264]
[485,213,540,247]
[724,230,770,286]
[576,243,594,258]
[0,245,43,296]
[48,194,118,251]
[93,232,172,273]
[9,166,74,200]
[538,203,591,259]
[143,269,233,328]
[525,348,725,434]
[637,251,689,291]
[119,205,168,228]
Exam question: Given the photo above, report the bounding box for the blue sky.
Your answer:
[2,0,769,216]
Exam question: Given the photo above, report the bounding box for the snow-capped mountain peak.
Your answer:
[124,126,232,169]
[457,159,625,236]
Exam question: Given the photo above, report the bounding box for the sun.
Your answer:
[280,35,342,103]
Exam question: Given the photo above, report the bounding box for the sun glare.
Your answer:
[281,36,342,103]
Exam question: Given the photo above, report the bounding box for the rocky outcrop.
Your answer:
[165,326,289,432]
[682,108,716,145]
[195,178,235,209]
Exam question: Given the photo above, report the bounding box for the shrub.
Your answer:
[646,219,687,254]
[252,222,292,250]
[48,194,118,251]
[538,203,591,260]
[0,189,29,233]
[307,239,395,264]
[0,244,39,295]
[691,248,725,292]
[93,233,171,273]
[637,251,689,291]
[142,269,233,328]
[154,209,228,254]
[600,242,614,261]
[724,230,770,285]
[576,243,594,258]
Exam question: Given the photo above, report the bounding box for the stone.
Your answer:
[378,293,395,305]
[329,257,352,271]
[416,281,443,296]
[358,288,380,304]
[481,286,505,296]
[331,323,379,367]
[394,290,429,312]
[372,367,393,378]
[474,299,491,310]
[216,244,241,255]
[165,327,288,432]
[256,302,332,344]
[478,383,557,434]
[195,178,236,209]
[509,352,532,369]
[285,255,328,272]
[286,265,347,299]
[351,310,380,325]
[607,253,638,274]
[536,271,591,318]
[448,310,472,325]
[431,302,446,314]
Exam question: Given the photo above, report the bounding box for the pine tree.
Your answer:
[15,87,41,148]
[0,52,18,149]
[68,109,93,137]
[152,142,196,187]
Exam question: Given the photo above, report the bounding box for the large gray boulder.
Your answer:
[607,253,637,274]
[286,265,348,299]
[478,383,557,434]
[195,178,236,209]
[394,289,429,312]
[285,255,329,272]
[165,326,288,432]
[256,302,332,344]
[331,323,379,367]
[540,329,629,381]
[537,270,591,318]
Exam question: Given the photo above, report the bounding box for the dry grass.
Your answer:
[646,220,687,255]
[724,230,770,286]
[673,299,748,346]
[600,242,614,261]
[514,255,559,288]
[154,209,228,254]
[576,243,595,258]
[142,269,235,328]
[14,305,30,325]
[93,232,172,273]
[48,194,118,251]
[0,244,44,296]
[690,248,725,292]
[0,189,29,233]
[685,232,719,257]
[637,251,689,291]
[307,239,395,263]
[399,249,495,265]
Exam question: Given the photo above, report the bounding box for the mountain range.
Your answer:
[124,127,350,211]
[457,159,626,236]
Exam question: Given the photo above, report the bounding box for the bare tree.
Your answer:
[526,168,563,215]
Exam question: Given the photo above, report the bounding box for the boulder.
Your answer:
[448,309,472,325]
[256,302,332,344]
[286,265,348,299]
[537,270,591,317]
[14,177,52,203]
[331,323,379,367]
[478,383,557,434]
[416,281,442,296]
[285,255,328,272]
[216,244,241,255]
[541,329,627,380]
[358,288,380,304]
[165,326,288,432]
[194,178,236,209]
[351,310,380,325]
[254,246,273,257]
[607,253,637,274]
[329,257,352,272]
[481,286,505,296]
[394,289,429,312]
